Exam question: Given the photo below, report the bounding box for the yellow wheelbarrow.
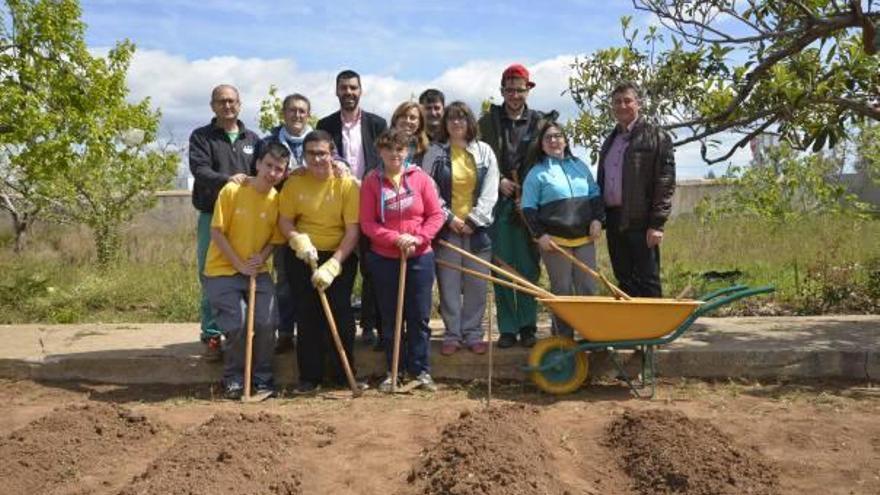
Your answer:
[436,240,774,398]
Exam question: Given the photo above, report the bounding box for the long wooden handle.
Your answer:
[548,241,631,300]
[436,259,551,299]
[436,239,552,298]
[391,252,406,392]
[243,275,256,399]
[309,258,361,397]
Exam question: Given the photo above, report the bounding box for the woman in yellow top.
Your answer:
[203,141,289,400]
[421,102,500,355]
[278,130,361,394]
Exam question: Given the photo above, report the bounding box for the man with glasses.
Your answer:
[189,84,261,359]
[278,130,362,394]
[598,82,675,297]
[478,64,557,349]
[256,93,314,354]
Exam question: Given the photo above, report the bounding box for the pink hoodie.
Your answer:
[359,166,445,259]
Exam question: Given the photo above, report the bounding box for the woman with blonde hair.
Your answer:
[390,101,430,168]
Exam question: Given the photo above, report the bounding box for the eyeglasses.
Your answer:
[447,116,467,123]
[306,150,331,160]
[502,87,529,95]
[212,98,239,106]
[543,133,565,141]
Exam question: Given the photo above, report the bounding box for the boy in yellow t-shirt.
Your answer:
[278,130,361,394]
[204,141,289,400]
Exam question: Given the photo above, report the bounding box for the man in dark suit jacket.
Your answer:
[317,69,387,348]
[317,69,387,182]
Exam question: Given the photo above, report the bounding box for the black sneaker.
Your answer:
[274,335,294,354]
[361,328,376,346]
[498,333,518,348]
[292,381,319,395]
[519,327,537,348]
[223,382,243,400]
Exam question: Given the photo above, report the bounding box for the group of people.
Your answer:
[189,64,676,399]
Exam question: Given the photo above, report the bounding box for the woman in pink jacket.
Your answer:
[360,128,445,392]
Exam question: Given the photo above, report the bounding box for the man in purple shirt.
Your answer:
[597,82,676,297]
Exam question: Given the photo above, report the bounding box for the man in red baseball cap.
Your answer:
[478,64,558,349]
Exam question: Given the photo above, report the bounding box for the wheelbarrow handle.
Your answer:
[695,285,775,317]
[698,284,748,302]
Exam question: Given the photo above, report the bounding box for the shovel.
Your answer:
[387,248,423,394]
[309,258,363,398]
[242,275,272,403]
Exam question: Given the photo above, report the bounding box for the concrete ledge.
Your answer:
[0,316,878,385]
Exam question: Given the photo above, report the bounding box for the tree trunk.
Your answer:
[13,219,28,253]
[94,222,122,268]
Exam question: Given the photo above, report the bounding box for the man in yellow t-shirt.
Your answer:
[204,141,289,400]
[278,130,362,394]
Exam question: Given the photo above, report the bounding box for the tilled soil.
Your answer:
[119,411,314,495]
[0,380,878,494]
[0,402,167,495]
[404,404,571,495]
[606,409,780,494]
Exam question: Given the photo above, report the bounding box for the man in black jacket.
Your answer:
[597,82,676,297]
[189,84,260,358]
[317,70,387,347]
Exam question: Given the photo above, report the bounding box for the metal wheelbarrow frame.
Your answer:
[523,284,775,398]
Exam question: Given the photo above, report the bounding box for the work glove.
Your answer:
[289,233,318,264]
[311,258,341,290]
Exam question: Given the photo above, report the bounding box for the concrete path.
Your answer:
[0,316,878,385]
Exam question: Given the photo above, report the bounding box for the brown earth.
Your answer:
[0,402,168,495]
[0,379,878,494]
[404,404,569,495]
[606,409,779,494]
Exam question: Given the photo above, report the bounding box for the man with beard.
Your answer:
[478,64,557,349]
[419,88,445,144]
[317,70,387,347]
[189,84,260,359]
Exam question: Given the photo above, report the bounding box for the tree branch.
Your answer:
[699,118,776,165]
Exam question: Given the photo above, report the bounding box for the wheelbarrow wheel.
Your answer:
[528,336,588,395]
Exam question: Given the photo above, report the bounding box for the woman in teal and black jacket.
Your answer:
[521,121,604,337]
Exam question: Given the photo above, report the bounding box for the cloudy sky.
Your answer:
[79,0,750,178]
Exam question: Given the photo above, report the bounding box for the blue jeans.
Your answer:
[367,250,435,376]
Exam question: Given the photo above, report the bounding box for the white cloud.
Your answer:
[125,49,743,178]
[125,49,581,141]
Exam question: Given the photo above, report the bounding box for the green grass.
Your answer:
[0,214,877,324]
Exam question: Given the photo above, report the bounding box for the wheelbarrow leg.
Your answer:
[608,346,656,399]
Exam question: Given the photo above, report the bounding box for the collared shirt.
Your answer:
[341,110,366,179]
[603,118,638,207]
[500,106,530,178]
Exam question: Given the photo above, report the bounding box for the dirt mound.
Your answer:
[405,404,571,495]
[606,409,779,495]
[0,402,164,494]
[119,411,308,495]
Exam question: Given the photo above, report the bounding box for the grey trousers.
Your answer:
[435,233,490,345]
[204,272,277,388]
[540,242,596,337]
